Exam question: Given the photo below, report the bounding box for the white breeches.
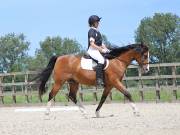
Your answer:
[87,47,105,64]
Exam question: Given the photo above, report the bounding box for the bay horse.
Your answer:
[34,43,149,117]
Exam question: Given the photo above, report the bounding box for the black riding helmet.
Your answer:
[88,15,101,26]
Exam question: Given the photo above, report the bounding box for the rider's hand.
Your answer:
[101,48,110,53]
[106,48,111,53]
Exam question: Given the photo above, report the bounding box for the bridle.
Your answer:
[114,47,150,67]
[139,50,150,67]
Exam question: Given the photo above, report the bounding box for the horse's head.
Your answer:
[133,43,149,74]
[107,43,150,73]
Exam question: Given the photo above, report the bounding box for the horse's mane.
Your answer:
[105,43,148,59]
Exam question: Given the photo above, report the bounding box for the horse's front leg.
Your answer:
[95,86,112,118]
[113,80,140,116]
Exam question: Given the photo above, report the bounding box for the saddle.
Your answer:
[81,53,109,70]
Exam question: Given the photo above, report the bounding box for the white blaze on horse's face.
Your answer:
[142,51,150,73]
[147,51,150,71]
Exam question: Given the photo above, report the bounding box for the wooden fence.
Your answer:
[0,63,180,104]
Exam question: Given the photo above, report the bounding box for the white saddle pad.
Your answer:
[81,57,109,70]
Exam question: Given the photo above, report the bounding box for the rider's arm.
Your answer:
[88,29,104,52]
[102,43,108,49]
[89,38,103,52]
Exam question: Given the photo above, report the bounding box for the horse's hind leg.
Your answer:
[45,80,64,115]
[68,80,86,116]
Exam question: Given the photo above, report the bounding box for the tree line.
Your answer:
[0,12,179,73]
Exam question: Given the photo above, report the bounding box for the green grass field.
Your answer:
[1,88,180,105]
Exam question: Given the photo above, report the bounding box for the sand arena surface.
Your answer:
[0,103,180,135]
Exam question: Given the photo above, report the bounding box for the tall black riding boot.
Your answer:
[96,63,104,89]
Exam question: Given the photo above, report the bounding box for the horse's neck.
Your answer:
[117,50,135,67]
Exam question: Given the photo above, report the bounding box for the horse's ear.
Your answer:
[140,41,144,46]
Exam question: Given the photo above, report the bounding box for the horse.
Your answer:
[33,43,149,117]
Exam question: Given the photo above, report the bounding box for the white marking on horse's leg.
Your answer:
[76,101,85,109]
[76,101,87,118]
[45,99,53,115]
[95,111,100,118]
[130,103,140,116]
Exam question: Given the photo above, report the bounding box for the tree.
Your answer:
[0,33,29,72]
[27,36,82,70]
[26,52,47,71]
[38,36,82,60]
[135,13,180,63]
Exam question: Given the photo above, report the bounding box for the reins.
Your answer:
[106,53,151,67]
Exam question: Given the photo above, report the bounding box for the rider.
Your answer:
[87,15,110,88]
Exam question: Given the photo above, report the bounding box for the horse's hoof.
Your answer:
[77,102,85,109]
[133,111,140,117]
[45,112,49,115]
[83,114,88,119]
[95,111,100,118]
[44,113,51,120]
[53,116,57,120]
[78,107,88,118]
[45,110,50,116]
[79,108,87,114]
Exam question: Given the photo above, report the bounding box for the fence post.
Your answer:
[172,66,177,100]
[27,73,33,101]
[123,73,128,103]
[65,83,70,102]
[109,91,112,101]
[156,66,161,102]
[138,67,144,102]
[124,71,128,88]
[93,91,98,102]
[0,76,4,104]
[65,93,70,102]
[37,83,42,102]
[79,85,83,102]
[12,74,16,103]
[25,73,29,103]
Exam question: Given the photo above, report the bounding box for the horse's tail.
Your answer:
[31,56,58,96]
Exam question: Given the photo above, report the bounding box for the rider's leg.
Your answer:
[96,63,104,88]
[87,48,105,88]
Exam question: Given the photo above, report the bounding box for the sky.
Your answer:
[0,0,180,56]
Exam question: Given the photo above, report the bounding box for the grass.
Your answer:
[1,88,180,105]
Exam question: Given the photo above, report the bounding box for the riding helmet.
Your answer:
[88,15,101,26]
